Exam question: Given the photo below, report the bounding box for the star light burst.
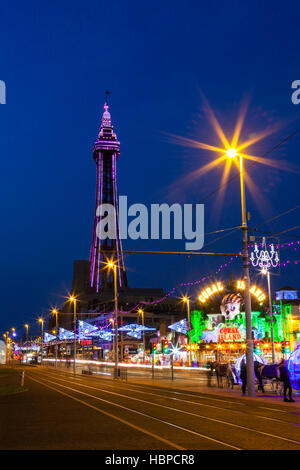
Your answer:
[166,98,288,206]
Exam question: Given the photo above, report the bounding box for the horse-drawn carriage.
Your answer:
[207,361,238,389]
[208,352,295,398]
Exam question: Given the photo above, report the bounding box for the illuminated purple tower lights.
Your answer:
[90,102,127,292]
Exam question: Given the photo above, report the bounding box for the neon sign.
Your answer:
[236,280,266,302]
[202,323,246,343]
[198,282,224,303]
[218,326,242,342]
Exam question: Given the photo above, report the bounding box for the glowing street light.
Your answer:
[105,259,119,377]
[226,148,238,159]
[182,297,192,367]
[220,147,255,395]
[38,318,44,366]
[68,296,77,375]
[3,333,8,363]
[165,103,284,394]
[24,324,29,356]
[52,308,59,368]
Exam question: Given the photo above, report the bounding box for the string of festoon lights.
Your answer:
[117,239,300,313]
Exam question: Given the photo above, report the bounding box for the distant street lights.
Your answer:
[225,148,255,396]
[69,296,77,374]
[182,297,192,367]
[24,324,29,357]
[3,333,8,364]
[6,331,10,364]
[38,318,44,365]
[52,309,59,368]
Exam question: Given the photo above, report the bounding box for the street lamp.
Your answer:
[52,309,58,368]
[7,336,11,364]
[5,331,10,364]
[24,324,29,358]
[106,260,119,377]
[225,148,255,396]
[138,309,146,364]
[38,318,44,366]
[3,333,7,364]
[183,297,192,367]
[68,296,77,374]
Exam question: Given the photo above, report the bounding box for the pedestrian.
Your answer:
[240,358,247,395]
[227,362,235,389]
[206,361,213,387]
[278,359,295,403]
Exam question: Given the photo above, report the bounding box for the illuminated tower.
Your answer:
[90,101,127,292]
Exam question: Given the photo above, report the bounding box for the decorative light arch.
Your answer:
[198,280,266,303]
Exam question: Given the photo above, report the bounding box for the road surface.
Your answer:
[1,366,300,450]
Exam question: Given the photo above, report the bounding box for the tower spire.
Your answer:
[101,101,112,128]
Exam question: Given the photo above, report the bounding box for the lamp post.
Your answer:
[138,309,145,363]
[250,237,279,363]
[7,336,11,365]
[52,309,58,368]
[38,319,44,366]
[6,331,10,364]
[183,297,192,367]
[11,328,16,362]
[24,324,29,359]
[226,148,255,396]
[69,297,77,374]
[107,260,119,377]
[3,334,7,364]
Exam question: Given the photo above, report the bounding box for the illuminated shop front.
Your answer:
[169,278,300,363]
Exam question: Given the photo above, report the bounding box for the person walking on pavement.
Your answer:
[240,358,247,395]
[278,359,295,403]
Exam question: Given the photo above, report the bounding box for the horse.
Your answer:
[255,361,294,401]
[211,361,237,388]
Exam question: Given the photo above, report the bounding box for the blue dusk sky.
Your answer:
[0,0,300,333]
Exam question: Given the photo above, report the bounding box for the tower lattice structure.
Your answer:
[90,102,127,291]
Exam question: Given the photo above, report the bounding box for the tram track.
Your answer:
[27,368,300,449]
[26,373,240,450]
[41,369,299,428]
[39,367,300,422]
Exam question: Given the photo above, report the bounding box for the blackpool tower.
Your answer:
[89,100,127,292]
